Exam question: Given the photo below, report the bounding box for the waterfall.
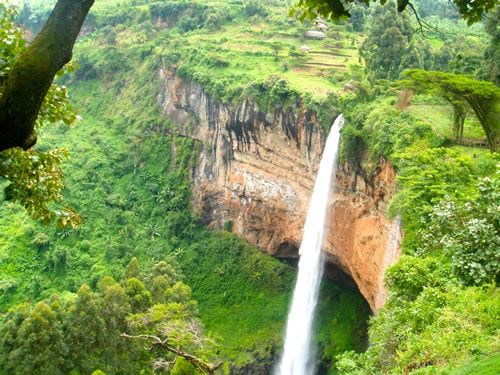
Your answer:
[276,114,344,375]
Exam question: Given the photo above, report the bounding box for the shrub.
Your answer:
[223,220,233,232]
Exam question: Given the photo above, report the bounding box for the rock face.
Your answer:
[158,66,401,312]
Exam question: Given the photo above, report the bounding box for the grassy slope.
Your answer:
[407,95,485,140]
[177,19,363,97]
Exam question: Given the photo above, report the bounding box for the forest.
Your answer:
[0,0,499,374]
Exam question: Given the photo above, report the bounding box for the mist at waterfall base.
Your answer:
[276,114,344,375]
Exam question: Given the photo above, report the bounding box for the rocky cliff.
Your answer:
[158,66,401,312]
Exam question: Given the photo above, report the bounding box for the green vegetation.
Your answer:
[332,6,499,371]
[336,65,499,375]
[290,0,496,25]
[0,94,369,372]
[337,103,499,375]
[1,0,499,374]
[0,1,372,372]
[360,1,432,81]
[0,257,219,374]
[0,5,82,227]
[403,69,500,152]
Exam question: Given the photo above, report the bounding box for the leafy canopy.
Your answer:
[0,4,82,228]
[290,0,497,25]
[419,168,500,286]
[403,69,500,152]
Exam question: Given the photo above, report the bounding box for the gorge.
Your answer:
[159,68,400,312]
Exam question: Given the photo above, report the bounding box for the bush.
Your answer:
[32,233,50,250]
[420,170,500,285]
[223,220,233,232]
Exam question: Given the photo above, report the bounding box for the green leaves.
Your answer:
[289,0,354,22]
[0,3,82,228]
[242,74,301,112]
[403,69,500,152]
[0,147,83,228]
[454,0,498,25]
[420,166,500,285]
[389,147,476,222]
[289,0,493,25]
[0,4,25,78]
[0,258,208,374]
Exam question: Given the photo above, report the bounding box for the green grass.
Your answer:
[407,104,485,139]
[448,354,500,375]
[174,19,361,99]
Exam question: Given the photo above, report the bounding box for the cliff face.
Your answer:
[158,66,401,311]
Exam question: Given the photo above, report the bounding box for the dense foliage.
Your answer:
[336,88,499,375]
[0,4,82,228]
[360,1,432,81]
[1,0,499,374]
[403,69,500,152]
[0,1,373,373]
[289,0,497,25]
[0,258,213,375]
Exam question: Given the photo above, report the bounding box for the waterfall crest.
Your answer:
[277,114,344,375]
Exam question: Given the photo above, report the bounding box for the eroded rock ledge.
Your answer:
[158,66,401,311]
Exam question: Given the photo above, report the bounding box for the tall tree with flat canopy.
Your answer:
[404,69,500,152]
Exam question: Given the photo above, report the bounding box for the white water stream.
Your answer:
[276,114,344,375]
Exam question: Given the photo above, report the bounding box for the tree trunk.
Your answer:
[0,0,95,152]
[465,97,498,153]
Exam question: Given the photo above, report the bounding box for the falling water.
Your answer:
[375,215,402,309]
[276,114,344,375]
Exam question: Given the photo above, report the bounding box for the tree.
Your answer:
[125,278,152,313]
[0,0,94,152]
[270,42,284,61]
[6,301,69,374]
[478,6,500,86]
[389,147,476,223]
[151,275,171,304]
[123,257,141,281]
[66,284,107,375]
[122,303,220,374]
[100,282,134,371]
[404,69,500,152]
[346,4,368,32]
[447,98,469,142]
[420,170,500,285]
[359,1,434,81]
[0,4,85,228]
[289,0,497,25]
[448,36,483,76]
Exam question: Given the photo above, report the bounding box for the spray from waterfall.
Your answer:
[276,114,344,375]
[375,215,402,309]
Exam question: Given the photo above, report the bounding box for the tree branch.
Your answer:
[0,0,95,152]
[121,333,222,375]
[406,2,445,38]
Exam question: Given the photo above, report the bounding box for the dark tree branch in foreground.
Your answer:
[121,333,222,375]
[291,0,496,25]
[406,2,445,37]
[0,0,94,152]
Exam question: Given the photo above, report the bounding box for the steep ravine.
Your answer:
[158,66,401,312]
